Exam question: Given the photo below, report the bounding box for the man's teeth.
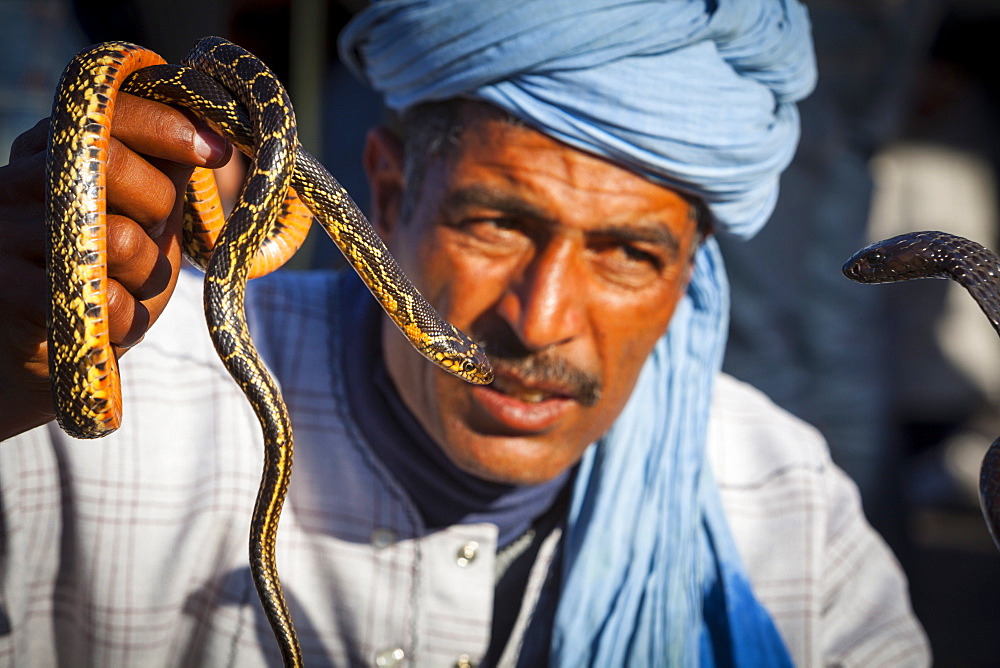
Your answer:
[495,381,550,403]
[491,377,561,403]
[516,389,548,403]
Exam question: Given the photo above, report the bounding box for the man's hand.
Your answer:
[0,93,232,440]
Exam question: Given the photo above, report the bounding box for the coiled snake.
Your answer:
[46,37,493,665]
[844,230,1000,551]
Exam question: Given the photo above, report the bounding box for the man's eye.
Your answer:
[612,243,660,267]
[457,217,524,242]
[593,243,664,285]
[622,244,659,265]
[474,217,518,231]
[441,215,532,258]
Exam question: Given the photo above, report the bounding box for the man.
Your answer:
[0,1,929,666]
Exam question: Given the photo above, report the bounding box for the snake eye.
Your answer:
[867,250,885,266]
[462,359,477,375]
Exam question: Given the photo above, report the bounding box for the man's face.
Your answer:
[366,105,699,485]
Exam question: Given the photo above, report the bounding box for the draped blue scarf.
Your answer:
[340,2,816,665]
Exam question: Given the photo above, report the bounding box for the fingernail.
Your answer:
[194,129,227,164]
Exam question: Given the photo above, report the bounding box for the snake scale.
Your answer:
[46,37,493,665]
[844,230,1000,551]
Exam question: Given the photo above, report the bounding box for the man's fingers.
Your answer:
[3,218,172,351]
[2,95,213,358]
[0,152,45,206]
[104,94,232,237]
[113,94,232,168]
[106,279,151,349]
[0,89,220,440]
[14,95,233,170]
[106,214,175,301]
[8,118,48,161]
[105,137,190,235]
[105,210,183,350]
[0,253,47,330]
[0,199,45,266]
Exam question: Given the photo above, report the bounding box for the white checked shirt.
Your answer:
[0,269,929,667]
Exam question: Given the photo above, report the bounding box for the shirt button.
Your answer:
[371,528,397,549]
[374,647,405,666]
[455,653,475,668]
[456,540,479,567]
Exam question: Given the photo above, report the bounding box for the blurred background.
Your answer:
[3,0,1000,664]
[720,2,1000,665]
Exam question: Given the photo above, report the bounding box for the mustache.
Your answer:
[477,334,603,407]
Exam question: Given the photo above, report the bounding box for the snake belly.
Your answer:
[45,42,167,438]
[46,36,493,667]
[843,230,1000,550]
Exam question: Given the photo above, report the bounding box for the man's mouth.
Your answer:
[478,346,603,408]
[461,333,604,432]
[488,374,572,404]
[469,382,571,434]
[464,367,591,435]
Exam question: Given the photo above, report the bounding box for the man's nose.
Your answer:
[494,239,585,352]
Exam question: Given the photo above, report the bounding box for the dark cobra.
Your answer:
[843,230,1000,550]
[46,37,492,666]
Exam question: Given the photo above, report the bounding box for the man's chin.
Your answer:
[422,369,592,484]
[436,426,580,486]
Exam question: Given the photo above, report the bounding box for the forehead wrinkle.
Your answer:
[443,183,686,257]
[443,183,553,222]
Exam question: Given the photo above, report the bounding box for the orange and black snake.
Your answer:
[45,36,493,666]
[844,230,1000,552]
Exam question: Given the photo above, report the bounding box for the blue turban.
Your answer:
[340,2,816,665]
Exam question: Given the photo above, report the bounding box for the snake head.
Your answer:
[444,338,494,385]
[421,324,494,385]
[843,232,946,284]
[842,245,891,284]
[459,343,494,385]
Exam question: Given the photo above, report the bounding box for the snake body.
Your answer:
[843,230,1000,550]
[46,37,493,666]
[123,60,493,380]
